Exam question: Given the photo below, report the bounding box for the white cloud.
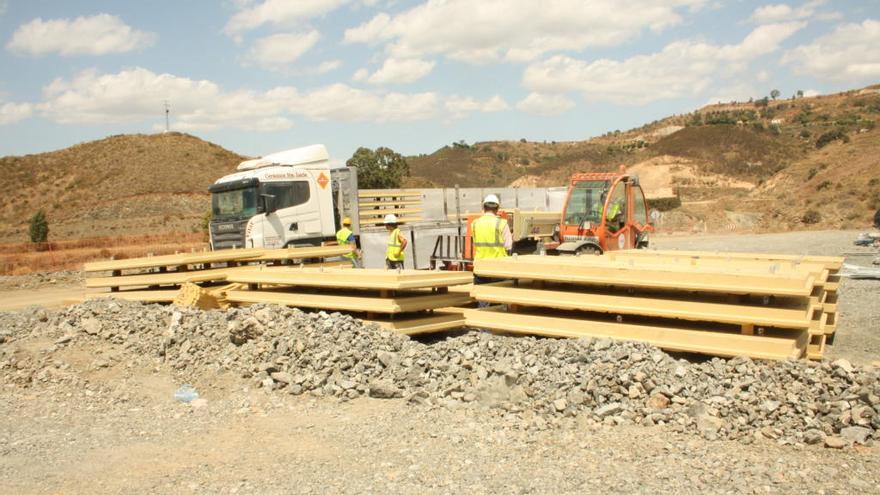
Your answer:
[704,83,760,105]
[344,0,706,64]
[445,95,509,118]
[314,60,342,74]
[352,68,369,81]
[523,22,805,104]
[365,58,435,84]
[749,1,833,24]
[34,67,442,130]
[515,93,575,116]
[225,0,346,36]
[802,89,820,97]
[0,101,33,124]
[246,31,320,68]
[783,20,880,82]
[6,14,155,56]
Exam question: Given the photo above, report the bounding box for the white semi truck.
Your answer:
[208,145,359,250]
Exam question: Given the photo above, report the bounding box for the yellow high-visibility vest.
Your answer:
[336,227,356,259]
[472,214,508,260]
[386,227,405,261]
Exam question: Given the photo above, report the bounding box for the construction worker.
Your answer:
[384,213,407,269]
[471,194,512,288]
[605,196,625,232]
[336,217,361,268]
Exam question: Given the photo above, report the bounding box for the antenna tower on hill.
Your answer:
[164,100,170,132]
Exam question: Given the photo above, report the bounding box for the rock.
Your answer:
[81,318,101,335]
[646,393,670,410]
[553,399,567,412]
[803,429,825,445]
[270,372,293,384]
[594,403,622,418]
[832,359,854,373]
[762,400,781,413]
[54,335,74,345]
[840,426,872,445]
[369,380,402,399]
[824,437,847,449]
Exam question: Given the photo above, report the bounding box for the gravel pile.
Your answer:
[3,299,879,448]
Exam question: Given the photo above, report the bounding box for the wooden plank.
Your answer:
[85,266,259,288]
[606,251,830,278]
[83,249,265,273]
[359,208,423,217]
[248,245,353,261]
[226,267,472,290]
[464,308,808,361]
[365,312,466,336]
[359,200,422,207]
[474,256,816,297]
[358,191,423,198]
[225,290,471,313]
[807,334,826,361]
[85,290,178,303]
[615,249,844,271]
[358,216,422,224]
[824,311,837,335]
[470,284,817,330]
[823,292,839,313]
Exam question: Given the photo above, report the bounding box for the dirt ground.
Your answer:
[1,229,879,494]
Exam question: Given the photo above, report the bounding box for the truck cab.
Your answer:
[208,144,358,250]
[552,172,652,254]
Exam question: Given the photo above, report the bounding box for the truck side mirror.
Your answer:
[261,194,277,214]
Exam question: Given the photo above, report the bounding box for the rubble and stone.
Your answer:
[2,299,879,447]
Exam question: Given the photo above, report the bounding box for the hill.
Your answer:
[0,133,244,242]
[405,85,880,232]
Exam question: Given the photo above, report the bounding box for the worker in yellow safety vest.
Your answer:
[384,213,407,269]
[471,194,512,289]
[605,196,625,232]
[335,217,362,268]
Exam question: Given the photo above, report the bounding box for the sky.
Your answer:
[0,0,878,163]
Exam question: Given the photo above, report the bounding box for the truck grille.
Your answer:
[210,220,248,249]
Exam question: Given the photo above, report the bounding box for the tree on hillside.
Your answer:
[346,147,410,189]
[796,90,804,98]
[770,89,780,100]
[29,210,49,244]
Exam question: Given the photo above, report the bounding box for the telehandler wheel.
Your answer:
[576,245,601,256]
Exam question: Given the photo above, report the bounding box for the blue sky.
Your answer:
[0,0,878,163]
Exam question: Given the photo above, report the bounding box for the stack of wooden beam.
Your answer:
[82,245,354,303]
[466,252,843,361]
[223,267,473,335]
[358,190,423,225]
[604,250,843,360]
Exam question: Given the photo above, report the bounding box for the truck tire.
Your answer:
[576,244,602,256]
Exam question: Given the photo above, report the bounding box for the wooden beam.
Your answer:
[364,312,466,335]
[474,256,816,297]
[470,284,817,331]
[83,249,264,273]
[85,265,259,288]
[225,290,472,313]
[225,267,472,290]
[464,308,808,361]
[358,200,422,207]
[613,249,844,271]
[359,208,423,217]
[86,290,178,303]
[606,252,830,278]
[358,191,422,198]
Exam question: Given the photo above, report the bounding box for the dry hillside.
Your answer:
[406,85,880,232]
[0,133,244,242]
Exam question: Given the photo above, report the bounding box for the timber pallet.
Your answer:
[471,254,835,360]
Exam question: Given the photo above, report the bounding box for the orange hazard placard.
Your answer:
[317,172,329,189]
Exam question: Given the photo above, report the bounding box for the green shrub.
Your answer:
[816,129,849,149]
[801,209,821,224]
[816,180,832,191]
[28,210,49,243]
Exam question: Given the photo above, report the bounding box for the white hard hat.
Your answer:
[483,194,500,206]
[384,213,399,224]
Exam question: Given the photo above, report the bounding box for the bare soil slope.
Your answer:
[0,133,244,242]
[407,86,880,232]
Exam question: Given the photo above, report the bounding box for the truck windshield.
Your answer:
[212,187,257,220]
[563,181,608,225]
